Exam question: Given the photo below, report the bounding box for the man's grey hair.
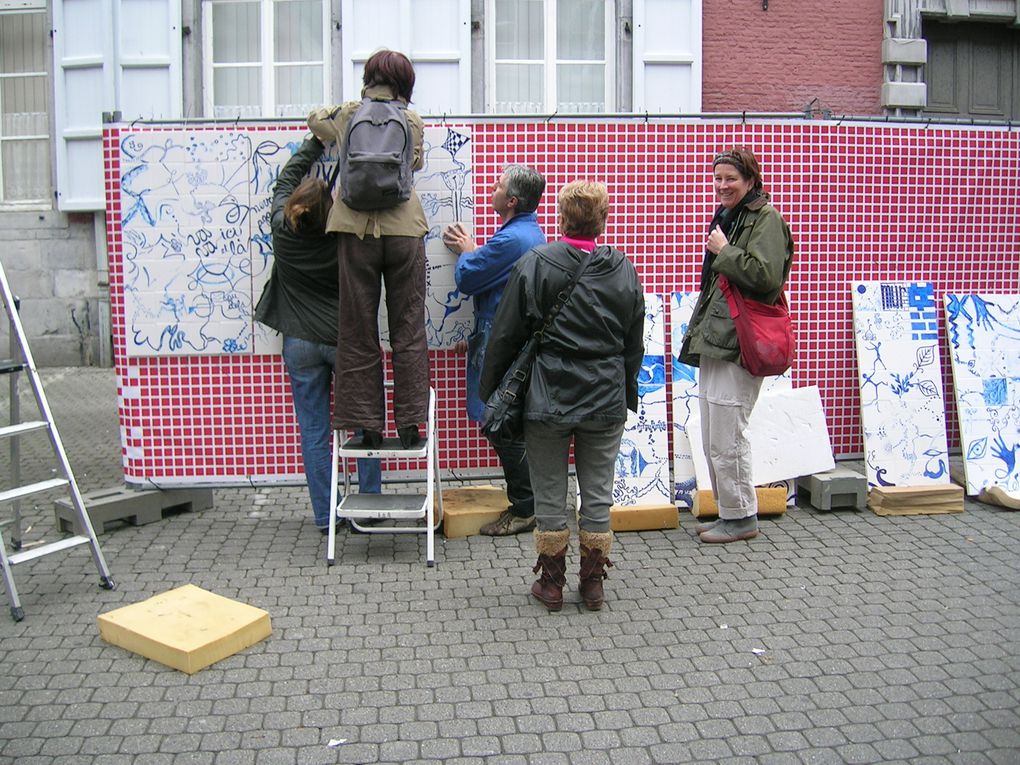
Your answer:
[502,164,546,213]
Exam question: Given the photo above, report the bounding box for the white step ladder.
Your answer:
[0,263,115,621]
[325,386,444,567]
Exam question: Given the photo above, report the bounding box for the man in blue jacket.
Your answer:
[443,165,546,535]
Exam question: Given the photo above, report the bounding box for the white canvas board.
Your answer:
[852,281,950,487]
[612,294,672,507]
[944,293,1020,497]
[687,385,835,491]
[118,125,474,357]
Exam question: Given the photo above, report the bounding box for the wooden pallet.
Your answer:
[867,484,964,516]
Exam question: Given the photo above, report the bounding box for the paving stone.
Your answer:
[1,369,1019,764]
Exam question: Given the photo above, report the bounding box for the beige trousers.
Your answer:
[698,356,764,520]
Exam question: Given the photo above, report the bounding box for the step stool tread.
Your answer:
[338,493,428,519]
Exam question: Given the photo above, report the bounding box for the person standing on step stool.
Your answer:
[481,181,644,611]
[307,49,429,451]
[442,165,547,537]
[255,134,382,535]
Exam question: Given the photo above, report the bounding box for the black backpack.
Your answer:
[335,97,414,211]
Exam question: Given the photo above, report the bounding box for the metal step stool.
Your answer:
[326,386,443,567]
[797,465,868,510]
[55,486,215,535]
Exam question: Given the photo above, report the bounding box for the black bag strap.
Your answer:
[325,104,344,193]
[534,247,596,340]
[327,156,342,193]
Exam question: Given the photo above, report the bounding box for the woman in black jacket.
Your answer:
[481,181,645,611]
[254,136,380,534]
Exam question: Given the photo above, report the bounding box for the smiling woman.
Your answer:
[678,146,794,544]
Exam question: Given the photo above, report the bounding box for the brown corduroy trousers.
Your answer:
[333,233,430,432]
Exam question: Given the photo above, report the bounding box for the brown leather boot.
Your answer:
[578,530,613,611]
[531,529,569,611]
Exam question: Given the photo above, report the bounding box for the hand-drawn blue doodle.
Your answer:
[853,281,949,488]
[119,126,474,357]
[944,292,1020,494]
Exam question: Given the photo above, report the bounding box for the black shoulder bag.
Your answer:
[480,248,595,442]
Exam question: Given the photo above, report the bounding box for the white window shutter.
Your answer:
[633,0,702,113]
[340,0,470,115]
[115,0,183,120]
[52,0,114,210]
[52,0,181,211]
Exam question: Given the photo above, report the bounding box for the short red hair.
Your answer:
[363,49,416,102]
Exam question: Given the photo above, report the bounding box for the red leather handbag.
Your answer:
[717,274,795,377]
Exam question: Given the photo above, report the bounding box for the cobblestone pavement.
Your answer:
[1,368,1018,764]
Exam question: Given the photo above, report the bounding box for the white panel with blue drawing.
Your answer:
[852,281,950,487]
[943,293,1020,497]
[669,291,700,508]
[118,126,474,357]
[613,293,672,507]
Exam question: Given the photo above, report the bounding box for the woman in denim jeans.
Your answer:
[255,135,381,534]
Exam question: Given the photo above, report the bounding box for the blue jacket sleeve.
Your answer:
[454,228,528,296]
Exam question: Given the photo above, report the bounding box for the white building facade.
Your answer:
[2,0,703,364]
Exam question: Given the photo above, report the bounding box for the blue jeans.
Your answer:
[283,336,382,529]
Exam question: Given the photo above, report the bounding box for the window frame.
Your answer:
[201,0,331,119]
[484,0,615,114]
[0,0,52,210]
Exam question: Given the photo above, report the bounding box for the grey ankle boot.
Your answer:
[698,515,759,544]
[694,518,719,534]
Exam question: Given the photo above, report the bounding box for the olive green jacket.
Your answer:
[307,85,428,240]
[678,195,793,368]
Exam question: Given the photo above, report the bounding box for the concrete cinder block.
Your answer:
[97,584,271,674]
[55,486,215,535]
[797,466,868,511]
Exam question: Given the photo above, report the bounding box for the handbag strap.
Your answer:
[718,273,788,312]
[535,247,597,339]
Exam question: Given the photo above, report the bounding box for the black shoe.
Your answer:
[359,429,383,448]
[397,425,422,449]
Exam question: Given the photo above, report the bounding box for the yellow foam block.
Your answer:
[691,487,788,519]
[440,486,508,538]
[610,503,679,532]
[97,584,271,674]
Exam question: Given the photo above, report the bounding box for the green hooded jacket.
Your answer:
[678,194,794,368]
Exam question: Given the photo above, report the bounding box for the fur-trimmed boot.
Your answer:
[531,528,570,611]
[578,530,614,611]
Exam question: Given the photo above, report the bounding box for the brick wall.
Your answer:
[0,211,103,366]
[702,0,884,116]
